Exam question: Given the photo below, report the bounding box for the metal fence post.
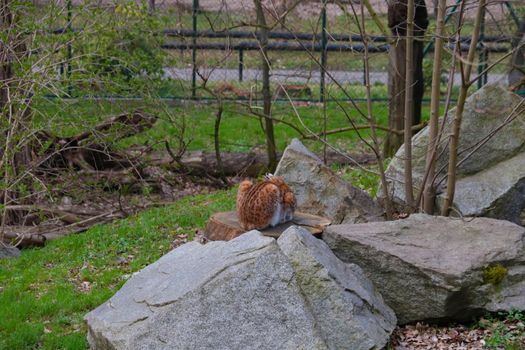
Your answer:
[191,0,198,98]
[483,48,489,85]
[477,5,486,89]
[67,0,72,97]
[504,1,520,27]
[238,49,244,82]
[320,2,327,102]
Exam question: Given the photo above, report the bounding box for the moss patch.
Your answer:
[483,264,508,287]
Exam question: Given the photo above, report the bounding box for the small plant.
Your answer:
[480,310,525,350]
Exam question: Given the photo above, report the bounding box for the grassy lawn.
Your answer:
[0,190,236,349]
[35,82,395,154]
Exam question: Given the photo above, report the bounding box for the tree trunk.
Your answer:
[0,0,26,226]
[254,0,277,171]
[384,41,405,157]
[213,104,226,183]
[403,0,415,206]
[148,0,155,14]
[0,0,12,108]
[360,2,393,219]
[441,0,486,216]
[421,0,446,214]
[384,0,428,158]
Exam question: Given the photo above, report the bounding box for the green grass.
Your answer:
[34,83,397,155]
[334,163,385,198]
[0,189,236,349]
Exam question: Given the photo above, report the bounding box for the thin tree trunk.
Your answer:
[403,0,415,206]
[421,0,446,214]
[254,0,277,171]
[1,0,17,228]
[0,0,12,108]
[214,103,227,184]
[148,0,155,14]
[384,0,428,158]
[359,2,394,219]
[384,41,406,157]
[441,0,486,216]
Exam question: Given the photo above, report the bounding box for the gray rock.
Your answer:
[277,226,396,350]
[85,231,326,350]
[437,152,525,223]
[275,139,384,224]
[323,214,525,324]
[86,229,396,349]
[381,84,525,225]
[0,244,20,259]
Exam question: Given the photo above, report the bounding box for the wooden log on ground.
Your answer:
[180,151,269,177]
[205,211,331,241]
[2,227,47,247]
[147,149,378,178]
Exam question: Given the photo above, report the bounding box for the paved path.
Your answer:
[164,67,506,85]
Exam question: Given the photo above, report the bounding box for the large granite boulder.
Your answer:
[275,139,384,224]
[323,214,525,324]
[277,226,396,349]
[381,84,525,225]
[85,228,396,350]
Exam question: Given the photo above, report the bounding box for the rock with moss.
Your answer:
[275,139,384,224]
[483,264,508,287]
[323,214,525,324]
[379,84,525,225]
[85,228,396,350]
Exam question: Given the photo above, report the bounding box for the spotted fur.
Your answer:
[236,175,296,230]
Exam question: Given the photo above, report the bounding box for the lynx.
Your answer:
[236,174,296,231]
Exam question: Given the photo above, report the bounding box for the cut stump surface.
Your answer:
[205,211,331,241]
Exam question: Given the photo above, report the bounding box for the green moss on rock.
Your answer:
[483,264,508,287]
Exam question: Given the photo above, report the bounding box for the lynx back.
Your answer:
[236,175,296,231]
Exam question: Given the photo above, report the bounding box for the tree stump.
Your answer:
[205,211,331,241]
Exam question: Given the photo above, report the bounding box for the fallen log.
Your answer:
[2,227,47,246]
[1,214,119,247]
[1,202,172,247]
[5,205,87,225]
[180,151,269,177]
[147,149,378,178]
